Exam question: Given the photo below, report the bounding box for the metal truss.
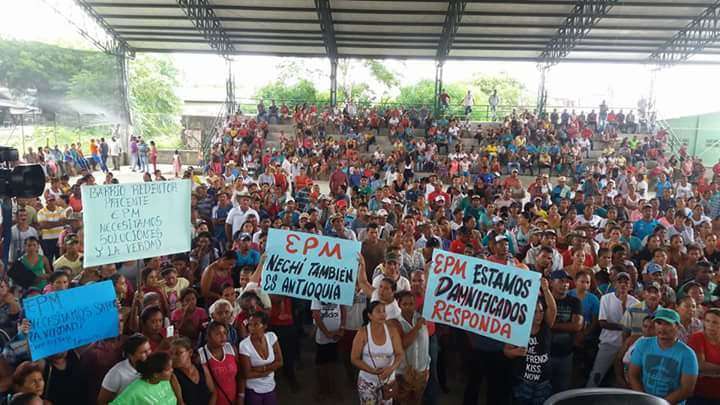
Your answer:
[539,0,619,67]
[176,0,235,58]
[315,0,338,60]
[649,1,720,66]
[40,0,132,56]
[437,0,467,60]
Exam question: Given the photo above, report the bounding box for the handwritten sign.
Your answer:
[422,250,541,347]
[262,229,361,306]
[82,180,191,267]
[23,281,119,360]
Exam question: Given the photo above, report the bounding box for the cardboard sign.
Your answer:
[82,180,191,267]
[262,229,361,306]
[23,281,119,360]
[422,250,541,347]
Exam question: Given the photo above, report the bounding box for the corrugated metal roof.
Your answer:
[80,0,720,64]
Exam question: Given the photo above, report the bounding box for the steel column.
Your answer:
[437,0,468,59]
[225,59,236,115]
[434,61,444,116]
[315,0,338,60]
[650,1,720,66]
[537,66,549,117]
[116,48,132,162]
[330,59,338,107]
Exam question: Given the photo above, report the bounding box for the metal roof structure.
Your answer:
[78,0,720,66]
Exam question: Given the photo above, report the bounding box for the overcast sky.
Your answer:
[2,0,719,118]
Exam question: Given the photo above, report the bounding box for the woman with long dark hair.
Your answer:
[351,301,404,405]
[238,311,283,404]
[170,337,214,405]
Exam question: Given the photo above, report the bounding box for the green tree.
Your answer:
[256,79,324,105]
[395,79,465,108]
[471,73,531,107]
[128,55,182,140]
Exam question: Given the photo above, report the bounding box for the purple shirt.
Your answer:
[130,141,138,154]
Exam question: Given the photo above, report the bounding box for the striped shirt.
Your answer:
[37,207,67,240]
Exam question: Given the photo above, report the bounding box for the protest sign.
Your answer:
[82,180,191,267]
[23,281,119,360]
[262,229,361,306]
[422,250,541,347]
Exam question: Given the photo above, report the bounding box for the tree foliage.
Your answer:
[0,39,182,140]
[256,79,324,105]
[128,55,182,139]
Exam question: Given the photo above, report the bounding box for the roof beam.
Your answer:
[539,0,619,66]
[649,1,720,66]
[62,0,133,56]
[315,0,337,60]
[437,0,468,59]
[176,0,234,58]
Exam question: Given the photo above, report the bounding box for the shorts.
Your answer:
[316,342,338,365]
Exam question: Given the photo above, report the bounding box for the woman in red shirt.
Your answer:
[688,308,720,402]
[199,321,243,405]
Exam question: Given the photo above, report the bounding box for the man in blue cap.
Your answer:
[628,308,698,404]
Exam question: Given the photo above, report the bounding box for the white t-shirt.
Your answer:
[238,332,278,394]
[598,292,639,346]
[311,301,342,345]
[101,359,139,395]
[384,299,402,321]
[225,206,259,236]
[371,275,410,303]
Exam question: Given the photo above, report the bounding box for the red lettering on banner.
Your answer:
[286,234,343,260]
[285,234,301,254]
[431,300,512,339]
[303,237,319,255]
[432,254,467,278]
[318,242,342,260]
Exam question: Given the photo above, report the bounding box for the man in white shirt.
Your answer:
[108,136,122,171]
[586,272,639,387]
[225,193,259,244]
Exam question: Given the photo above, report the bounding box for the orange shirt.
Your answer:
[89,143,98,155]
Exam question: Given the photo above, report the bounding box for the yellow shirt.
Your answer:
[53,255,83,277]
[37,207,67,239]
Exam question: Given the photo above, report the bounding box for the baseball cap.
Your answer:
[238,233,252,241]
[549,270,573,281]
[377,209,388,217]
[285,197,295,203]
[335,199,348,208]
[558,176,567,182]
[385,251,400,263]
[494,235,509,243]
[299,213,310,220]
[646,262,663,275]
[435,195,446,202]
[381,198,393,205]
[64,234,79,245]
[653,308,681,325]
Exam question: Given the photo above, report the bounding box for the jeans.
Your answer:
[512,380,552,405]
[139,154,148,172]
[130,152,139,171]
[586,342,621,387]
[550,353,573,393]
[422,334,440,405]
[40,238,59,262]
[463,349,511,405]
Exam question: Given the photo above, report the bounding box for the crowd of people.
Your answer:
[0,98,718,405]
